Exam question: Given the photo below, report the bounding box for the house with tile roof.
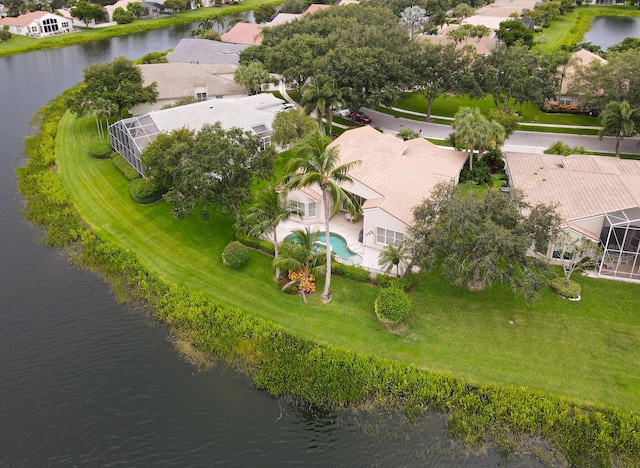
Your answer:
[109,94,284,176]
[505,152,640,282]
[548,49,607,109]
[220,22,264,45]
[0,11,73,37]
[131,62,246,115]
[166,38,248,65]
[285,126,468,251]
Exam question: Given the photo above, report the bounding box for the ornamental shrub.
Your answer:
[88,140,112,159]
[374,287,411,324]
[129,178,165,204]
[112,153,140,180]
[550,277,581,299]
[235,230,275,255]
[331,262,370,282]
[222,241,249,268]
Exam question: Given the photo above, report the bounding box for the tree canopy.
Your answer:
[409,183,561,301]
[494,19,534,48]
[69,56,157,121]
[141,123,276,221]
[71,1,106,25]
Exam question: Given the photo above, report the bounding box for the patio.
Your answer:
[275,213,388,274]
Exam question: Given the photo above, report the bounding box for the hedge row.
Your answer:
[235,230,276,256]
[112,153,140,181]
[129,177,165,205]
[16,97,640,466]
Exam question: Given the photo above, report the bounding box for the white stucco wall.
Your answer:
[362,207,409,250]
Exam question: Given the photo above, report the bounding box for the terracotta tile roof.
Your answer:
[560,49,607,94]
[0,10,47,26]
[329,126,468,226]
[137,62,244,100]
[303,4,331,14]
[220,23,263,45]
[505,152,640,228]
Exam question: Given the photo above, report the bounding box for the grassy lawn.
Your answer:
[57,113,640,412]
[0,0,280,57]
[391,93,601,127]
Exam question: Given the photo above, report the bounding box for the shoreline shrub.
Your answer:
[222,241,249,268]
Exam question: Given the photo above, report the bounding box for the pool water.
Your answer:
[283,232,363,265]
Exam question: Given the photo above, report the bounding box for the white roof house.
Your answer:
[166,38,249,65]
[109,94,284,176]
[285,126,468,251]
[505,152,640,282]
[131,62,247,115]
[0,11,73,37]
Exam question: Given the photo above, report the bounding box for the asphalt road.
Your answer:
[364,108,640,155]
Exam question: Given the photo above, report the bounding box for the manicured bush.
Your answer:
[550,277,581,299]
[222,241,249,268]
[129,177,165,204]
[235,230,275,255]
[331,262,370,282]
[112,153,140,181]
[460,160,491,185]
[88,140,112,159]
[374,287,412,324]
[374,272,420,291]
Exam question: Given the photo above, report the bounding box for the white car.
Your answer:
[281,103,296,111]
[332,107,350,118]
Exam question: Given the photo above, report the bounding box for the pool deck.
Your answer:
[275,214,386,273]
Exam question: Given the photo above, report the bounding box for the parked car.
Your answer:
[332,107,350,118]
[281,103,296,111]
[349,111,372,124]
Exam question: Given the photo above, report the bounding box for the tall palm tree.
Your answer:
[400,5,428,40]
[452,107,505,170]
[378,242,410,278]
[598,101,639,158]
[281,132,361,301]
[234,61,270,95]
[273,227,326,302]
[245,184,304,281]
[301,75,345,134]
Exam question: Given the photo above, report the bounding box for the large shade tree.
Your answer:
[281,132,361,301]
[141,123,276,221]
[598,100,640,158]
[245,184,304,281]
[409,183,561,301]
[70,56,158,120]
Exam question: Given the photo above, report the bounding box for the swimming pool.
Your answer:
[283,231,363,266]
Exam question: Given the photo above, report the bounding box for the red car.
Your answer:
[348,111,372,124]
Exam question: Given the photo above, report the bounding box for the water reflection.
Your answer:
[583,16,640,50]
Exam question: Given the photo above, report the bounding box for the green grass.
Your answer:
[534,5,640,54]
[57,113,640,412]
[0,0,281,57]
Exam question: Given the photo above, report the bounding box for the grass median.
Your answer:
[57,111,640,412]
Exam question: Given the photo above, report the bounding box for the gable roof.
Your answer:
[0,10,48,26]
[559,49,607,95]
[303,3,331,14]
[166,39,248,65]
[137,62,244,99]
[220,22,263,45]
[505,152,640,236]
[330,126,468,226]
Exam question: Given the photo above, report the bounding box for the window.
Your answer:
[308,202,317,218]
[42,18,59,34]
[196,92,207,100]
[376,227,404,247]
[559,99,572,105]
[291,200,305,217]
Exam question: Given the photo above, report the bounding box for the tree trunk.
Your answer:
[273,226,280,281]
[426,98,434,121]
[322,190,332,301]
[615,133,623,158]
[468,150,473,171]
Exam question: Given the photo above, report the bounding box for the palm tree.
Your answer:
[273,227,326,302]
[301,74,345,134]
[598,101,639,158]
[400,5,428,40]
[474,25,491,43]
[452,107,505,171]
[281,132,361,301]
[245,184,304,281]
[234,61,270,95]
[378,242,410,277]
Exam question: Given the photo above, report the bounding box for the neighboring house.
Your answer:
[303,4,331,14]
[417,24,496,55]
[505,152,640,282]
[0,4,8,18]
[267,13,300,26]
[131,62,246,115]
[166,38,248,65]
[109,93,284,176]
[285,126,468,251]
[550,48,607,108]
[463,0,537,27]
[0,11,73,37]
[220,22,264,45]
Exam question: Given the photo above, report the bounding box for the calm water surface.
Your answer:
[0,25,539,466]
[583,15,640,50]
